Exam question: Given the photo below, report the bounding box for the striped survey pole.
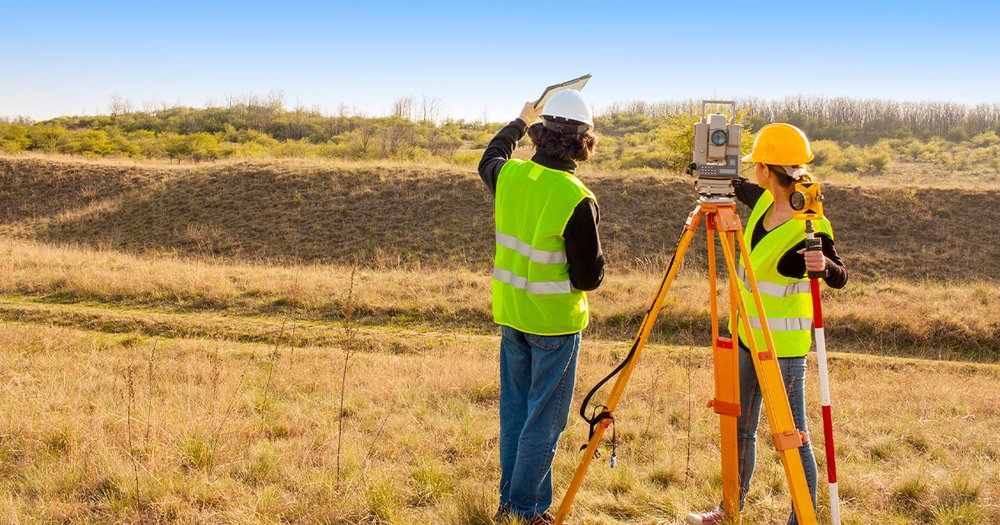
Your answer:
[806,221,841,525]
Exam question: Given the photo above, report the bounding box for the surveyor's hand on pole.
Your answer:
[519,101,544,125]
[801,248,826,274]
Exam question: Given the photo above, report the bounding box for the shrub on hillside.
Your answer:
[316,141,353,159]
[946,126,970,142]
[0,121,31,153]
[593,112,660,136]
[166,132,223,162]
[812,140,891,175]
[862,148,891,174]
[811,140,845,169]
[27,124,67,151]
[59,130,115,157]
[970,130,1000,148]
[427,128,462,156]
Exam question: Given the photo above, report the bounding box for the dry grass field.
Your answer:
[0,155,998,524]
[1,305,997,524]
[0,238,995,362]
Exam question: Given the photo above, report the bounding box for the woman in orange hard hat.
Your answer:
[686,124,849,525]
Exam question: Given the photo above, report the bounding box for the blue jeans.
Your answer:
[736,345,817,525]
[498,325,581,519]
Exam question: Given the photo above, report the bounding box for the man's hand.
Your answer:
[519,101,544,125]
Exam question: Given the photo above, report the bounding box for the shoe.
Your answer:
[686,507,724,524]
[493,505,511,524]
[528,511,555,525]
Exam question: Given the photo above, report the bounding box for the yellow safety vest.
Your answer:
[492,159,595,335]
[733,191,833,358]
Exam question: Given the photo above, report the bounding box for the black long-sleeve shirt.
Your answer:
[478,119,605,291]
[734,178,848,288]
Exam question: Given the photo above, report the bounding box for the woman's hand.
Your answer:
[803,248,827,274]
[519,101,543,125]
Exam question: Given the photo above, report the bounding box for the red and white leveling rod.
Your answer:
[805,221,841,525]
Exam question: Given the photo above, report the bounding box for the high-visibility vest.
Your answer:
[492,159,595,335]
[733,190,833,358]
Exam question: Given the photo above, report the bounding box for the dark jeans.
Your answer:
[736,345,818,525]
[498,325,581,519]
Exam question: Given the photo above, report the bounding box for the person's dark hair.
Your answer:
[765,164,812,188]
[527,118,598,162]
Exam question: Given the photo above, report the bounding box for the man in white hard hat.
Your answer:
[478,89,604,525]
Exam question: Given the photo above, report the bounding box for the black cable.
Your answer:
[578,221,690,447]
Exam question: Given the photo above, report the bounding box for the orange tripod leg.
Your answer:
[719,220,817,525]
[707,217,741,523]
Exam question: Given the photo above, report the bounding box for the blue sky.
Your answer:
[2,1,998,122]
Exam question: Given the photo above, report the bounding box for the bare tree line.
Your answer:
[389,96,443,123]
[602,96,1000,137]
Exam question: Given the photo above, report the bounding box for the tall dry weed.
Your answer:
[336,267,360,485]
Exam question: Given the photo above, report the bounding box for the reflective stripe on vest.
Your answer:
[492,159,595,335]
[732,190,833,358]
[492,268,572,295]
[495,231,568,265]
[736,265,812,297]
[748,316,814,331]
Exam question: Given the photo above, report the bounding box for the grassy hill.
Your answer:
[2,156,999,282]
[0,155,997,361]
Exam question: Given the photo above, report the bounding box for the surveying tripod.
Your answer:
[553,200,818,525]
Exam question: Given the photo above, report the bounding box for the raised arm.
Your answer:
[478,102,543,194]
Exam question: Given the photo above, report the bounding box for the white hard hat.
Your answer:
[541,89,593,129]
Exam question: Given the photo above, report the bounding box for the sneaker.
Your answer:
[686,507,724,524]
